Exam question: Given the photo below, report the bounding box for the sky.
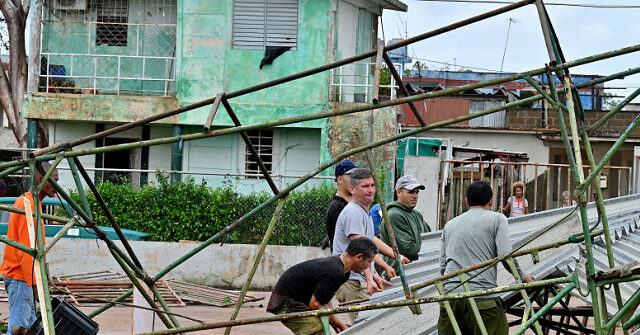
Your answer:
[380,0,640,102]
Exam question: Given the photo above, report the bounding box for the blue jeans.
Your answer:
[4,277,36,334]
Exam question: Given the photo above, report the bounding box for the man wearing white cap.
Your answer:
[380,175,431,276]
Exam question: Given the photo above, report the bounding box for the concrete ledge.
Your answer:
[0,239,329,290]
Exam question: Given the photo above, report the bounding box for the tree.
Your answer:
[0,0,45,147]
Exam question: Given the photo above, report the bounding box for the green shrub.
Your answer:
[68,174,334,246]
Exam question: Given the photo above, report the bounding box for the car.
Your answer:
[0,197,149,241]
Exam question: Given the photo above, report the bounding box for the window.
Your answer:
[244,129,274,175]
[232,0,298,50]
[96,0,129,46]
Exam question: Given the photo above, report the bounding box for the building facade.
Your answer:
[24,0,406,193]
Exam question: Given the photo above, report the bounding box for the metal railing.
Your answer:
[330,61,400,103]
[439,160,633,226]
[39,0,177,96]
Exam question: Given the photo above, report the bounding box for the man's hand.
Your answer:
[384,265,397,279]
[333,323,351,333]
[373,274,393,291]
[400,255,411,265]
[523,274,535,283]
[367,277,382,295]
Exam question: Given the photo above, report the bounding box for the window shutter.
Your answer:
[266,0,298,49]
[233,0,298,50]
[233,0,266,50]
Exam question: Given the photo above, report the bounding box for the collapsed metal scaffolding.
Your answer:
[1,0,640,333]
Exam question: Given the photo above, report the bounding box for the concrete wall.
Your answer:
[0,238,329,290]
[403,155,440,231]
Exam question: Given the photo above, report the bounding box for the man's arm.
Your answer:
[496,216,534,282]
[309,295,349,332]
[373,237,410,265]
[387,212,421,261]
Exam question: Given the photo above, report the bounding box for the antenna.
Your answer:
[500,17,517,73]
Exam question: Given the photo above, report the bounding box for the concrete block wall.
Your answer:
[506,108,640,137]
[0,239,329,290]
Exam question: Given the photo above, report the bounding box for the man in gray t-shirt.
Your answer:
[331,168,410,322]
[438,180,533,335]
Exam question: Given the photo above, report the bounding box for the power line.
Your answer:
[389,51,504,73]
[415,0,640,9]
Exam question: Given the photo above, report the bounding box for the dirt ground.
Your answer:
[0,292,346,335]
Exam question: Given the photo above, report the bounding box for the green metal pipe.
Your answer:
[150,284,181,329]
[512,282,576,335]
[36,155,63,193]
[578,203,603,329]
[577,113,640,196]
[587,86,640,136]
[0,165,25,178]
[109,248,175,330]
[0,234,37,256]
[580,120,628,334]
[6,43,639,170]
[0,203,72,224]
[88,289,133,318]
[224,198,287,335]
[28,162,56,335]
[623,305,640,329]
[605,286,640,331]
[596,275,640,287]
[365,150,420,314]
[579,67,640,90]
[46,176,90,221]
[43,218,77,255]
[65,157,93,221]
[140,276,576,335]
[44,175,147,279]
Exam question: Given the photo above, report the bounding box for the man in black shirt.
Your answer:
[267,237,377,334]
[324,159,358,249]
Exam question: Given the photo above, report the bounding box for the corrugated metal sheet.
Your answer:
[400,98,469,126]
[344,194,640,335]
[468,100,506,127]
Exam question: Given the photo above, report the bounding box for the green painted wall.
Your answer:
[176,0,333,127]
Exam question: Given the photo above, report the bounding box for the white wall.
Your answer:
[0,238,329,290]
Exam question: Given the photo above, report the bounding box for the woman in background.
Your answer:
[502,181,529,217]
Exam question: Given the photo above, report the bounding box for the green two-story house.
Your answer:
[24,0,406,192]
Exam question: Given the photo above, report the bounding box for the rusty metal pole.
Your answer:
[365,150,421,315]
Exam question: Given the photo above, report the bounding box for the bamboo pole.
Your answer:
[139,276,576,335]
[23,196,54,335]
[224,198,287,335]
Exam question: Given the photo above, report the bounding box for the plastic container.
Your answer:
[29,297,99,335]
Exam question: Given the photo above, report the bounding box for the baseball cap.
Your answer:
[335,160,358,180]
[395,175,425,191]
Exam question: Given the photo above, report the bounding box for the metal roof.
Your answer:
[343,194,640,334]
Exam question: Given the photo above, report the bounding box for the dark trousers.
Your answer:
[438,297,509,335]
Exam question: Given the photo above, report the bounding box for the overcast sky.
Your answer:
[380,0,640,102]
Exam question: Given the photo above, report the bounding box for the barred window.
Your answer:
[96,0,129,46]
[244,129,274,175]
[232,0,298,50]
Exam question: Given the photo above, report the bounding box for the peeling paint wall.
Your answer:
[324,103,398,200]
